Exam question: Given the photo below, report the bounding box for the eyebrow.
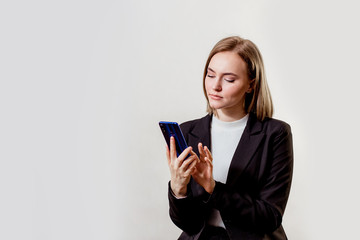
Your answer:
[207,67,238,77]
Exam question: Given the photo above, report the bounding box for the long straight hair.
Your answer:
[203,36,273,121]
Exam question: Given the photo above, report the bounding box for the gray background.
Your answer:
[1,0,359,239]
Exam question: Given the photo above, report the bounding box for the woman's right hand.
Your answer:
[166,136,199,198]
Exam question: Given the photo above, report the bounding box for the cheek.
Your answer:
[204,79,211,93]
[226,85,247,98]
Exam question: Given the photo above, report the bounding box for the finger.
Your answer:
[180,154,198,169]
[204,146,213,162]
[190,150,200,161]
[177,146,193,165]
[184,156,198,176]
[169,136,177,160]
[190,151,201,166]
[205,156,212,165]
[205,157,213,169]
[198,142,206,161]
[191,166,198,174]
[166,145,171,166]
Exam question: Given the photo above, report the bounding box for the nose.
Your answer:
[212,78,222,91]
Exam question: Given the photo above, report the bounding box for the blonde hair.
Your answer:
[203,36,273,121]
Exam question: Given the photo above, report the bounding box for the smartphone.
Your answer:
[159,121,189,158]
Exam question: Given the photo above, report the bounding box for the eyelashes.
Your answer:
[207,74,235,83]
[225,79,235,83]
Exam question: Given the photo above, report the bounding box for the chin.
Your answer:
[209,104,223,110]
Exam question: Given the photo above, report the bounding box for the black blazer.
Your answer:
[168,113,293,240]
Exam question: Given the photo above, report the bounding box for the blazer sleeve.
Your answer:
[167,120,207,235]
[207,122,293,233]
[168,180,207,235]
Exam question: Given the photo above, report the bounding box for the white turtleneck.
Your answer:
[207,114,248,228]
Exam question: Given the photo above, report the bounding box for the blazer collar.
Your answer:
[245,112,263,135]
[188,113,263,139]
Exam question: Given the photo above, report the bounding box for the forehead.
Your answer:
[208,51,247,74]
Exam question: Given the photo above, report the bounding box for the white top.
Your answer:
[207,114,249,228]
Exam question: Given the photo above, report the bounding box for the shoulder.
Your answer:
[248,113,291,137]
[180,116,204,130]
[180,115,211,135]
[263,117,291,134]
[258,117,293,145]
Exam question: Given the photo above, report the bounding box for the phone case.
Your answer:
[159,121,189,157]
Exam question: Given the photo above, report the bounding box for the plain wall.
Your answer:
[1,0,359,239]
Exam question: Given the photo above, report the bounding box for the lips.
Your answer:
[208,94,223,100]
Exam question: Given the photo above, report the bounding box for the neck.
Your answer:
[215,108,247,122]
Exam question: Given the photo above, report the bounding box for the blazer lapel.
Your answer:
[187,115,212,154]
[226,114,265,186]
[186,115,212,198]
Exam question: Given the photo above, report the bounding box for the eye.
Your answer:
[224,79,235,83]
[207,74,215,78]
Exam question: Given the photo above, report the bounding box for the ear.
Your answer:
[246,79,255,93]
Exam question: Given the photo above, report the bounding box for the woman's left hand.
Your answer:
[191,143,215,194]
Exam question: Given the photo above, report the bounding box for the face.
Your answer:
[205,51,252,118]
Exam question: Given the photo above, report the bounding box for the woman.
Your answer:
[166,36,293,239]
